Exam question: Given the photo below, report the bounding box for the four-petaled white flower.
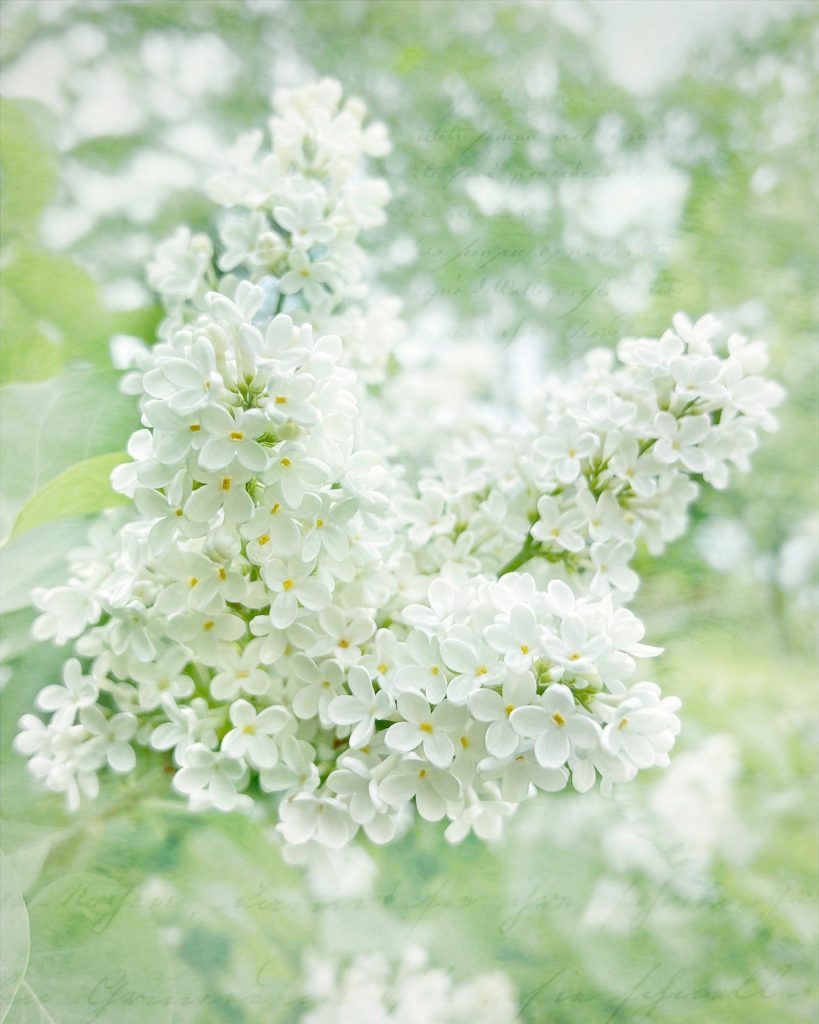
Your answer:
[379,757,461,822]
[199,406,270,472]
[485,606,543,671]
[385,692,460,768]
[328,667,394,748]
[37,659,99,730]
[278,792,354,848]
[534,415,599,484]
[173,743,248,812]
[80,707,138,772]
[510,684,600,768]
[221,699,290,768]
[441,634,502,705]
[469,672,536,759]
[531,496,586,552]
[653,412,711,472]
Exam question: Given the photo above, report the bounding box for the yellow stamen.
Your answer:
[505,704,515,716]
[221,478,231,491]
[520,644,529,654]
[552,711,566,727]
[338,639,350,649]
[275,396,287,405]
[378,663,388,674]
[188,576,198,587]
[460,735,469,748]
[280,457,292,468]
[618,717,629,731]
[230,431,244,441]
[189,424,201,433]
[282,579,294,591]
[203,620,215,632]
[258,534,270,546]
[271,502,281,514]
[419,723,434,734]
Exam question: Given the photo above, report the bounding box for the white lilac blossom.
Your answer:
[299,946,519,1024]
[16,79,783,852]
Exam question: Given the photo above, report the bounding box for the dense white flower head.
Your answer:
[17,79,782,851]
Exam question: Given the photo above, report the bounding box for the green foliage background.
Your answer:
[0,2,816,1021]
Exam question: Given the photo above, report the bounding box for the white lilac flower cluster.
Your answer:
[15,80,783,850]
[299,946,518,1024]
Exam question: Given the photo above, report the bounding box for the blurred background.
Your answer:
[0,1,816,1021]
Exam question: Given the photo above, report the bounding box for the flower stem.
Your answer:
[497,534,541,577]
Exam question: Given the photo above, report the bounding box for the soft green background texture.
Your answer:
[0,2,816,1021]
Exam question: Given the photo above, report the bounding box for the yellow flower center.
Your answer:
[230,431,244,441]
[552,711,566,727]
[282,579,294,591]
[419,722,434,734]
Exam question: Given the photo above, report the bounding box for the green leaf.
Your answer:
[0,248,163,385]
[1,247,118,383]
[0,852,30,1022]
[0,100,162,386]
[0,99,57,239]
[0,284,65,386]
[0,520,89,615]
[6,872,172,1024]
[0,825,68,897]
[0,370,137,545]
[10,453,128,541]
